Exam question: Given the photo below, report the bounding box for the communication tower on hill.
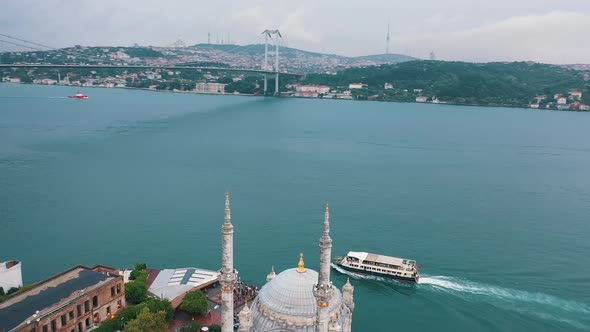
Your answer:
[386,19,391,54]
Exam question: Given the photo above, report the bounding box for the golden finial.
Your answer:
[296,252,306,273]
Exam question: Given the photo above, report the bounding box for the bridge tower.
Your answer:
[262,29,282,96]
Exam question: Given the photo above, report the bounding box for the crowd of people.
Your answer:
[233,278,258,307]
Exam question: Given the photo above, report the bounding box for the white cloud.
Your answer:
[402,11,590,63]
[279,8,323,44]
[1,1,590,64]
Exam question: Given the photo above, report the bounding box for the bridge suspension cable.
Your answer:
[0,38,48,52]
[0,33,123,65]
[0,33,57,51]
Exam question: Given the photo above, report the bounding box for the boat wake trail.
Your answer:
[0,96,68,99]
[332,264,590,329]
[420,276,590,329]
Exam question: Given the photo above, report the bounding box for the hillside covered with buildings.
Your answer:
[1,44,589,110]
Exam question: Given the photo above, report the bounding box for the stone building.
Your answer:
[220,194,354,332]
[0,265,125,332]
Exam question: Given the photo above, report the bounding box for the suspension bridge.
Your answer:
[0,31,301,94]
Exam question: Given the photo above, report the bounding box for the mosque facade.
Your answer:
[219,194,355,332]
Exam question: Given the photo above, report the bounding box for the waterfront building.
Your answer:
[0,265,125,332]
[292,85,331,94]
[220,194,354,332]
[568,90,583,100]
[348,83,365,89]
[0,260,23,292]
[196,82,226,94]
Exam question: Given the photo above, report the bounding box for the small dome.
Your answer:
[256,268,342,317]
[266,266,276,282]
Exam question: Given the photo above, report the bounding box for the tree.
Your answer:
[0,287,4,296]
[129,269,148,282]
[145,298,174,321]
[124,307,168,332]
[224,80,256,94]
[169,80,182,90]
[6,287,20,295]
[217,76,233,84]
[125,281,147,304]
[180,290,209,315]
[134,262,147,271]
[208,325,221,332]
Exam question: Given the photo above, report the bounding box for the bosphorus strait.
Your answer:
[1,84,589,331]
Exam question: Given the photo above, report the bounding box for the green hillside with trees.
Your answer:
[303,61,590,107]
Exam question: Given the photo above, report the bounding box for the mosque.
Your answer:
[218,193,355,332]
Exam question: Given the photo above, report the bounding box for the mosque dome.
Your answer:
[257,268,342,317]
[249,255,344,332]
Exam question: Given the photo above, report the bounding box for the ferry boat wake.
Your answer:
[332,263,590,329]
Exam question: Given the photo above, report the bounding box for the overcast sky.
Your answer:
[1,0,589,64]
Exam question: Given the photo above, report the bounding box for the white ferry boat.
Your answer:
[333,251,420,283]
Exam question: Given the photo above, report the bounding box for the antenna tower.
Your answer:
[386,19,390,54]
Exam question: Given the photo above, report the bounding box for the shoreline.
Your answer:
[1,82,587,112]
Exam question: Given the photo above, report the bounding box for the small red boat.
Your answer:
[68,93,88,99]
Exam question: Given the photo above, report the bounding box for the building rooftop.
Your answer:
[0,265,120,332]
[0,260,20,270]
[147,267,218,308]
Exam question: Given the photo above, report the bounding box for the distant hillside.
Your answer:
[191,43,415,62]
[303,61,590,107]
[189,43,415,73]
[354,53,416,63]
[191,43,332,58]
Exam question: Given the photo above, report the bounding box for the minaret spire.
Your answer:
[314,201,334,332]
[224,191,231,224]
[318,201,332,285]
[323,201,330,235]
[220,192,236,332]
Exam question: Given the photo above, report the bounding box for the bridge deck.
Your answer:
[0,63,303,76]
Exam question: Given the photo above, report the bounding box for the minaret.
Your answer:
[237,301,252,332]
[314,202,334,332]
[220,192,236,332]
[341,277,355,332]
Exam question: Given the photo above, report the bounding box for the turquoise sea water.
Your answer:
[1,84,589,331]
